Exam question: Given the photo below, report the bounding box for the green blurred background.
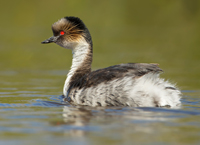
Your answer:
[0,0,199,90]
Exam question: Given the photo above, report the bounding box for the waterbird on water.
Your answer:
[41,16,181,108]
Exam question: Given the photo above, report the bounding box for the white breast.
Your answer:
[63,43,90,96]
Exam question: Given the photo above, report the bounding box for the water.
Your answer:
[0,70,200,145]
[0,0,200,144]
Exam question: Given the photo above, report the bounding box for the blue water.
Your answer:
[0,70,200,145]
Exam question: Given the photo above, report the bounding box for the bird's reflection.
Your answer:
[61,106,92,136]
[62,106,92,125]
[50,98,181,137]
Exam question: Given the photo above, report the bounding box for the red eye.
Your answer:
[60,31,65,35]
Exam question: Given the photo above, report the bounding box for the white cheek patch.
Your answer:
[56,38,86,49]
[57,41,77,49]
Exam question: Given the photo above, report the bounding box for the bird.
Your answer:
[41,16,181,108]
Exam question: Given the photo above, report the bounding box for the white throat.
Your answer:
[63,43,91,96]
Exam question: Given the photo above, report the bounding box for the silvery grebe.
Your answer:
[42,16,181,108]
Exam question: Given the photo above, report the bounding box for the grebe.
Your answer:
[42,16,181,108]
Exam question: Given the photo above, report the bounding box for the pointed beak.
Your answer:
[41,36,59,44]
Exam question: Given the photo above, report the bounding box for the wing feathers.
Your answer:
[69,63,163,89]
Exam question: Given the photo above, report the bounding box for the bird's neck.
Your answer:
[63,43,93,96]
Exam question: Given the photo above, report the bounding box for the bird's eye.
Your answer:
[60,31,65,35]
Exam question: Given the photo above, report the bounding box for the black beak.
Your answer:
[41,36,59,44]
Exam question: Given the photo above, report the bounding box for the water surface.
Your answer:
[0,70,200,145]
